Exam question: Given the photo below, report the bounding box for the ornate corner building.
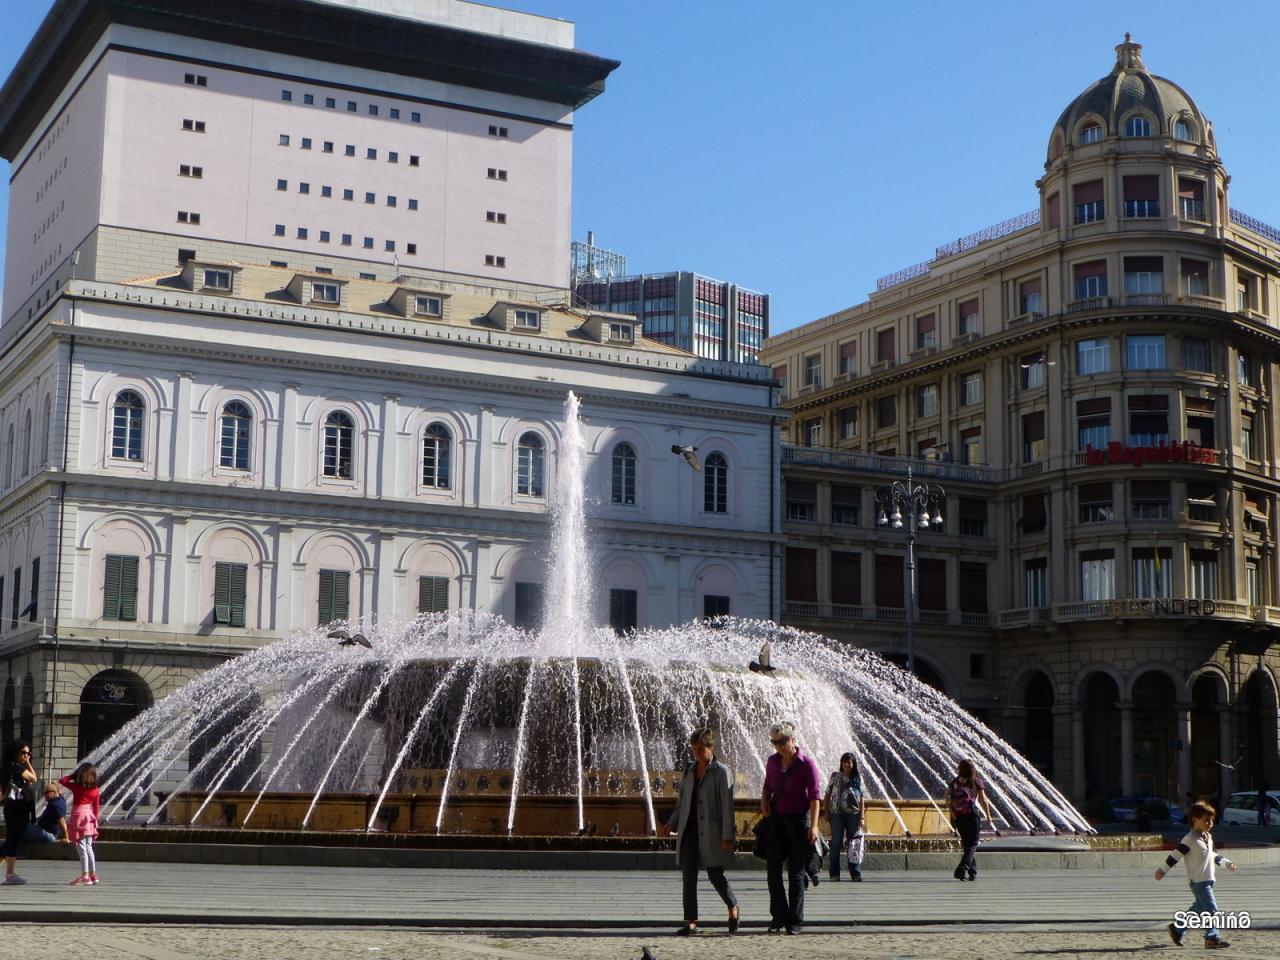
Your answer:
[762,37,1280,805]
[0,1,780,776]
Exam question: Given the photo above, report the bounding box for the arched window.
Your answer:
[704,452,728,514]
[611,442,637,505]
[19,411,31,480]
[18,675,33,745]
[1080,123,1102,144]
[323,411,355,479]
[40,394,51,467]
[3,425,13,487]
[421,422,452,489]
[111,390,145,461]
[1174,119,1193,141]
[220,400,252,470]
[1125,115,1151,137]
[516,431,545,497]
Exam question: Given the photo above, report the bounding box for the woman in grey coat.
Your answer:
[659,727,740,935]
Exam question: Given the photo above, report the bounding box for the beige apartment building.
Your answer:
[762,37,1280,807]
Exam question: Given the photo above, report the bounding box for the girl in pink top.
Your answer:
[59,763,101,885]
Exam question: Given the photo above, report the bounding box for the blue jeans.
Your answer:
[22,824,57,845]
[1189,881,1220,940]
[828,812,860,877]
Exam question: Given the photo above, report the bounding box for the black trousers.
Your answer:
[680,828,736,922]
[2,799,32,858]
[954,812,981,876]
[765,812,811,927]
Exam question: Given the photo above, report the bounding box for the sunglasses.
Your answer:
[770,738,789,746]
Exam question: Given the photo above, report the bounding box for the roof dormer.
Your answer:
[578,310,640,345]
[486,301,545,333]
[182,260,244,296]
[389,285,452,322]
[286,272,349,310]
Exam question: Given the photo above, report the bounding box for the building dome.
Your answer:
[1047,35,1212,161]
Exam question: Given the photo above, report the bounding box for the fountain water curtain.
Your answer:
[88,392,1093,837]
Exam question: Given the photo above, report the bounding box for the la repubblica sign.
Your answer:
[1084,441,1219,468]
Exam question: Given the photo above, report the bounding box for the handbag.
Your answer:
[848,831,866,866]
[751,759,798,860]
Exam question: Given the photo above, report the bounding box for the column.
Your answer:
[1119,700,1135,794]
[379,395,399,499]
[816,544,831,614]
[173,371,193,480]
[279,384,300,490]
[1002,706,1028,753]
[375,532,397,621]
[167,514,190,627]
[472,539,492,613]
[1219,706,1235,800]
[664,554,680,625]
[1072,708,1086,800]
[1177,704,1193,802]
[476,406,495,509]
[274,524,294,633]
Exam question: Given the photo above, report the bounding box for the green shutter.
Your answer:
[229,563,247,628]
[418,576,449,614]
[318,569,335,624]
[103,557,120,620]
[213,561,231,624]
[118,556,138,621]
[333,571,350,620]
[28,558,38,621]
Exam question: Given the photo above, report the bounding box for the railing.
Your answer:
[783,601,820,618]
[1230,208,1280,245]
[781,444,998,483]
[1019,461,1046,478]
[1008,312,1045,328]
[918,611,949,625]
[875,260,931,291]
[1053,598,1253,622]
[780,604,995,627]
[960,612,991,627]
[875,608,906,623]
[996,607,1051,628]
[876,210,1040,291]
[1123,293,1170,306]
[1067,296,1112,313]
[831,604,866,620]
[1181,294,1224,310]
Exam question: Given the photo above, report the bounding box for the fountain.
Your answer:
[88,393,1092,839]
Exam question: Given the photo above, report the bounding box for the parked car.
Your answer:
[1220,791,1280,825]
[1107,795,1188,826]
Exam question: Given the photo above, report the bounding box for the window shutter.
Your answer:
[418,576,449,614]
[229,563,248,628]
[318,569,335,623]
[213,561,232,624]
[334,571,350,620]
[119,556,138,621]
[1074,180,1103,204]
[103,556,120,620]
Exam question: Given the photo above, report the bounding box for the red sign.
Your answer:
[1085,441,1218,468]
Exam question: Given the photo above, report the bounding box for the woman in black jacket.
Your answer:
[2,740,38,885]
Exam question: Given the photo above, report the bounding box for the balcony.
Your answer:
[1180,294,1225,311]
[1123,293,1170,307]
[1008,312,1045,328]
[781,444,997,483]
[781,603,990,627]
[997,607,1051,628]
[1067,296,1112,313]
[1052,597,1252,623]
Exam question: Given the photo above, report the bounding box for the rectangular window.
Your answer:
[1131,548,1173,598]
[839,407,858,440]
[301,138,312,150]
[874,394,896,429]
[1076,337,1110,374]
[831,485,860,526]
[344,144,355,157]
[368,104,378,116]
[1185,398,1215,449]
[1020,492,1047,533]
[1074,179,1104,223]
[959,562,988,613]
[411,111,421,123]
[1126,334,1166,369]
[487,168,508,181]
[1181,337,1211,372]
[323,141,334,153]
[514,309,540,330]
[1238,352,1253,387]
[959,497,987,536]
[608,322,634,343]
[1019,352,1046,389]
[409,199,420,211]
[325,97,336,108]
[277,179,288,191]
[177,211,201,224]
[961,426,982,465]
[785,480,817,522]
[388,152,398,164]
[303,94,314,105]
[1178,178,1206,220]
[1123,255,1164,296]
[1018,278,1042,315]
[9,569,17,628]
[1080,550,1115,601]
[875,327,895,363]
[914,312,936,350]
[1122,175,1160,217]
[1242,413,1256,460]
[831,551,861,605]
[363,237,374,249]
[1073,259,1108,299]
[1078,482,1114,523]
[347,101,357,112]
[803,353,822,388]
[1025,558,1048,608]
[312,282,339,303]
[1046,191,1061,230]
[390,108,400,119]
[1022,411,1046,462]
[485,255,507,268]
[299,182,310,194]
[343,189,354,201]
[916,383,938,418]
[385,240,396,252]
[415,295,443,317]
[406,244,417,255]
[959,372,982,406]
[1189,549,1218,599]
[364,192,376,204]
[514,582,543,629]
[387,196,397,207]
[874,554,904,610]
[837,341,857,375]
[702,595,730,619]
[320,186,332,198]
[1181,258,1209,296]
[213,561,248,627]
[608,588,638,634]
[202,269,231,290]
[1077,397,1112,450]
[102,554,139,622]
[317,569,351,624]
[341,234,352,246]
[296,227,308,240]
[280,90,293,102]
[1247,562,1262,606]
[1130,479,1171,520]
[278,134,290,146]
[1128,394,1168,445]
[366,148,377,160]
[418,576,449,614]
[181,119,206,132]
[958,297,980,335]
[918,558,946,612]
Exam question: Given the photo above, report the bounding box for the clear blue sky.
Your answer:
[3,0,1280,333]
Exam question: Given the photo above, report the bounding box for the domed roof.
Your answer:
[1048,36,1211,158]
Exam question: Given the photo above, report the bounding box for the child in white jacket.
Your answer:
[1155,801,1237,949]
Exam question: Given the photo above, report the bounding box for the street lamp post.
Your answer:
[875,466,946,675]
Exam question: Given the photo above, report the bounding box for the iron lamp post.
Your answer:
[875,466,946,674]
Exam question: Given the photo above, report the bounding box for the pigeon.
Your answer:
[327,629,373,649]
[748,641,776,674]
[671,444,701,471]
[642,949,657,960]
[1214,754,1246,771]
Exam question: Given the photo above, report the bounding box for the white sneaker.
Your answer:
[3,874,26,885]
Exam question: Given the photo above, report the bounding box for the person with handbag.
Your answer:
[660,727,740,936]
[822,751,866,880]
[948,757,996,881]
[1,740,38,885]
[759,720,822,935]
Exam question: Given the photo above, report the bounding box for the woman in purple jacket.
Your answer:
[759,720,822,934]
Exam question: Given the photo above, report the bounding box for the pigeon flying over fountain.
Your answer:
[749,641,776,674]
[671,444,701,471]
[326,629,373,649]
[1214,754,1246,771]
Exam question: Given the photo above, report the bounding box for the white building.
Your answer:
[0,0,779,771]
